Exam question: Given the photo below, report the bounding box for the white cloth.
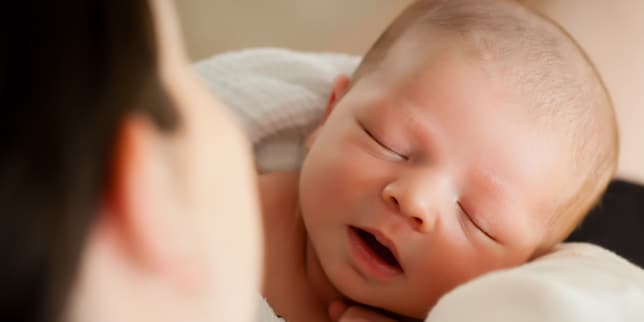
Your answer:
[427,243,644,322]
[194,48,644,322]
[255,296,285,322]
[195,47,359,172]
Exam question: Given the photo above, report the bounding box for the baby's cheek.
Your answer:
[330,149,380,191]
[313,154,360,200]
[302,150,364,213]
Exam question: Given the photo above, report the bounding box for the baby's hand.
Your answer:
[328,301,400,322]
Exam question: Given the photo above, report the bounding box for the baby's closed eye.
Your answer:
[458,201,497,242]
[357,120,408,161]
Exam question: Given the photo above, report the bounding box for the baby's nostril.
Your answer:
[412,217,423,227]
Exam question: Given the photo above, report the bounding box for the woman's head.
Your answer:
[1,1,261,322]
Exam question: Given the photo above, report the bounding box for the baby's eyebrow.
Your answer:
[478,170,509,199]
[466,170,517,239]
[400,102,444,154]
[470,169,516,216]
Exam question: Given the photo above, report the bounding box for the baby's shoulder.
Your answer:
[258,172,308,257]
[258,171,301,221]
[259,173,324,322]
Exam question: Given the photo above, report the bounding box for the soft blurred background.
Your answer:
[175,0,644,183]
[174,0,411,60]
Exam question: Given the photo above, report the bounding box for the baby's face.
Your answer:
[299,41,574,318]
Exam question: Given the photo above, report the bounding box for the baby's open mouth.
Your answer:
[353,227,402,271]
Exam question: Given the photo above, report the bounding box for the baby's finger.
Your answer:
[328,300,349,322]
[338,305,399,322]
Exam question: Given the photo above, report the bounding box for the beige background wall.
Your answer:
[175,1,643,183]
[526,0,644,183]
[174,0,411,60]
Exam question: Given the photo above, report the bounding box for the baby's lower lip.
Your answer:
[347,227,403,280]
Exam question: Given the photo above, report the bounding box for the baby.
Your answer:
[258,0,618,321]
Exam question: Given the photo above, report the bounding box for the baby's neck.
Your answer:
[258,171,345,320]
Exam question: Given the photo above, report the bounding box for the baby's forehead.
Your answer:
[370,30,518,97]
[372,41,529,113]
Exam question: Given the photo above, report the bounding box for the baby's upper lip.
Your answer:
[358,226,403,270]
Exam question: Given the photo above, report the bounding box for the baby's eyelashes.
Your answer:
[458,201,497,242]
[358,121,408,161]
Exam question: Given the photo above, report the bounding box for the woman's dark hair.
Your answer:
[1,2,179,321]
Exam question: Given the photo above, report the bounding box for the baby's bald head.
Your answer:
[353,0,618,246]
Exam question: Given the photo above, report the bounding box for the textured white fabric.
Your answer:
[427,243,644,322]
[194,48,644,322]
[255,296,285,322]
[195,47,359,172]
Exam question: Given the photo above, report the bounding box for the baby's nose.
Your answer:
[382,180,439,233]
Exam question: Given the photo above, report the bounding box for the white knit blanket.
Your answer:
[194,48,644,322]
[195,48,358,173]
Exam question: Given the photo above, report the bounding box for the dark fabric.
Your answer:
[566,179,644,268]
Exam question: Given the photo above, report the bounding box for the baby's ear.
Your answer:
[323,74,351,121]
[306,74,351,150]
